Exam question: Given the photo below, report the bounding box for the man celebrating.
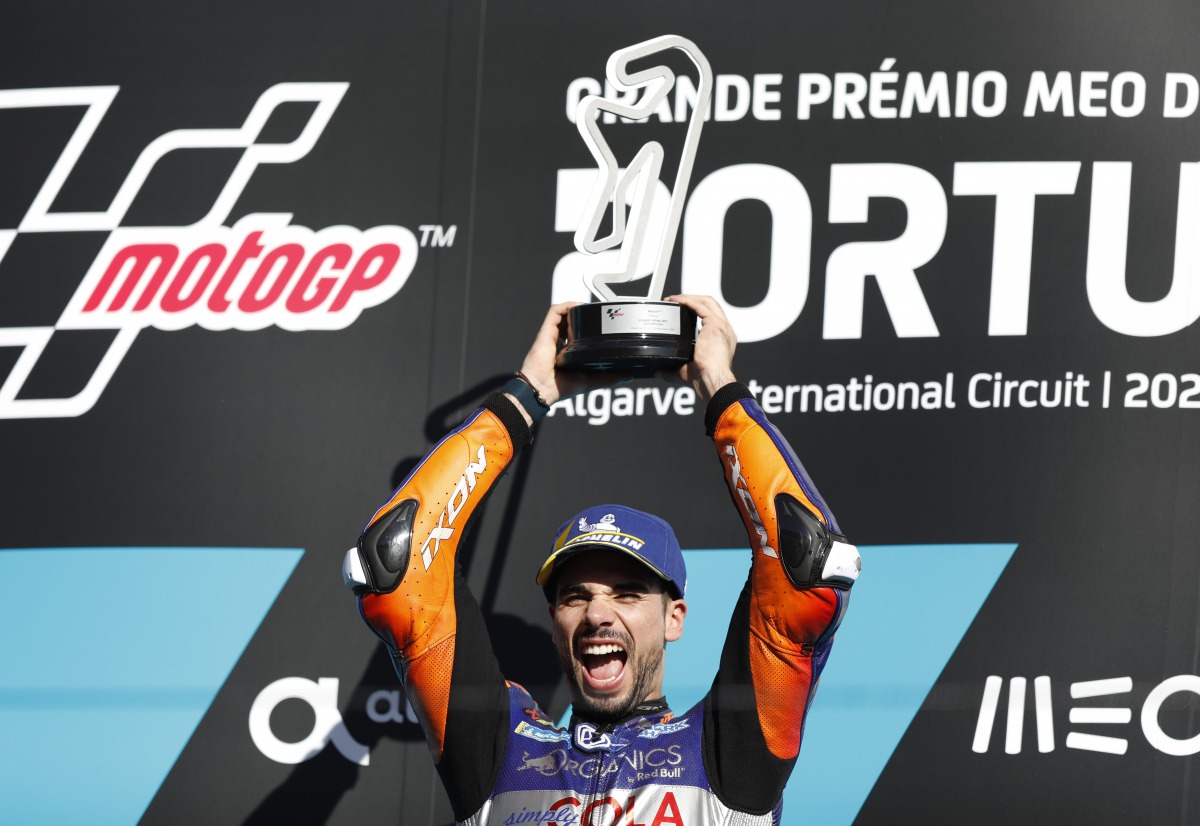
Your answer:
[343,295,859,824]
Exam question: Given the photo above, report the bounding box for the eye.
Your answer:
[616,592,642,602]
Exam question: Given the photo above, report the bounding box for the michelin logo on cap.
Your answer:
[566,513,645,551]
[578,513,619,532]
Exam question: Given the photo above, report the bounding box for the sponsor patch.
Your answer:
[573,722,620,752]
[636,719,690,739]
[514,721,572,744]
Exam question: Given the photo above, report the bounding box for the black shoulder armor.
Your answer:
[348,498,418,595]
[774,494,860,590]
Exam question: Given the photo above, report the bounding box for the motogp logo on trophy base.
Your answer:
[0,83,418,419]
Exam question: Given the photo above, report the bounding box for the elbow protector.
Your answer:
[342,498,418,596]
[774,494,860,590]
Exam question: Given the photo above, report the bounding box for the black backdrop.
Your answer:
[1,1,1197,823]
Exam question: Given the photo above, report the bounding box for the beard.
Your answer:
[558,628,665,723]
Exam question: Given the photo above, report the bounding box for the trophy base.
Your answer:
[556,301,698,376]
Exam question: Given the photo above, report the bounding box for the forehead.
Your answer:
[553,548,664,592]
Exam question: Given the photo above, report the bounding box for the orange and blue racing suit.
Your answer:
[343,382,859,825]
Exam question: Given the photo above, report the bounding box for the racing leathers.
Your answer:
[343,382,858,825]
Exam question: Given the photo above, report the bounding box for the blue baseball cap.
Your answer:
[537,504,686,599]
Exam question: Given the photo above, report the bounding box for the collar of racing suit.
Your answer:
[569,696,671,733]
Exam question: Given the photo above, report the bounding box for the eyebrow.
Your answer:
[559,580,655,598]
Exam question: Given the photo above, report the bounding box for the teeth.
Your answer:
[583,644,624,656]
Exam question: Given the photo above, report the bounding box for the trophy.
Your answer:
[555,35,713,375]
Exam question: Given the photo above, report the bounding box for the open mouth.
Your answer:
[579,641,628,692]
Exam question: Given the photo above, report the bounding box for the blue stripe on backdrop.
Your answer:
[0,547,303,826]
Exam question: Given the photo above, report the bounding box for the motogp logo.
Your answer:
[0,83,418,419]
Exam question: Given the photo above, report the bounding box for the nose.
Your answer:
[584,595,616,628]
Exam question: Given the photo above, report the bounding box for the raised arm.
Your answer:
[342,395,526,811]
[666,294,860,812]
[341,303,580,817]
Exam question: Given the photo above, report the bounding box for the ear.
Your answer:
[664,598,687,643]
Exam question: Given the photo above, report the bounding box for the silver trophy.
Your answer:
[556,35,713,375]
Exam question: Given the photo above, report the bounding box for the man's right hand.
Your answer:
[509,303,636,425]
[516,302,579,408]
